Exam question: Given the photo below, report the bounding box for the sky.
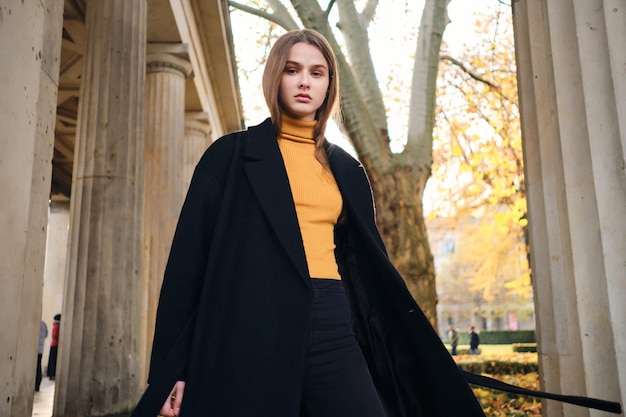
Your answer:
[445,0,503,53]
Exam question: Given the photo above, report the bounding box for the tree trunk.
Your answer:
[368,163,438,327]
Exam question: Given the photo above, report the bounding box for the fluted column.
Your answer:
[183,112,212,190]
[54,1,147,416]
[513,1,625,415]
[141,50,192,377]
[0,1,63,416]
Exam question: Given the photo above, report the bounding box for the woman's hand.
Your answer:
[160,380,185,416]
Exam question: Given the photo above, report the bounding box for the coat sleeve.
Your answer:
[132,135,241,416]
[147,149,225,384]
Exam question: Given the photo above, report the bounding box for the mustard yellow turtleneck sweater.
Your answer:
[277,115,343,280]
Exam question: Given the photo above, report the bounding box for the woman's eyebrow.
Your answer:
[285,60,328,70]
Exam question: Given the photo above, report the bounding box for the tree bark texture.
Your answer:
[368,165,438,326]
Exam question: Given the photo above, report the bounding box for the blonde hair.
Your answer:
[262,29,340,169]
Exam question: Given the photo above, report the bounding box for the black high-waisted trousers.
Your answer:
[301,278,387,417]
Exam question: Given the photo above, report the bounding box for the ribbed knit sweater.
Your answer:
[277,115,343,280]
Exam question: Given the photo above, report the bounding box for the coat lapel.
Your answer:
[243,119,310,282]
[326,142,386,249]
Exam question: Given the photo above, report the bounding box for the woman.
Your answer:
[47,314,60,380]
[132,29,485,417]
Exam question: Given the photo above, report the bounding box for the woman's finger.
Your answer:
[172,381,185,415]
[159,382,184,416]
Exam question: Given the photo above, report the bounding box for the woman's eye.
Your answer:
[285,68,297,74]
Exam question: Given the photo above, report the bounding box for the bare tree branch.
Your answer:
[335,0,388,142]
[267,0,301,29]
[405,0,450,167]
[440,54,505,94]
[229,0,298,31]
[360,0,379,28]
[325,0,336,19]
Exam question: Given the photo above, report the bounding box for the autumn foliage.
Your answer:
[455,352,542,416]
[429,4,532,329]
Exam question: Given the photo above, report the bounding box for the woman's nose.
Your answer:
[299,74,310,88]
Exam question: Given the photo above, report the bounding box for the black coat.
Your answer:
[132,118,485,417]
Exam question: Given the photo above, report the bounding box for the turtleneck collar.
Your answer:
[280,114,316,143]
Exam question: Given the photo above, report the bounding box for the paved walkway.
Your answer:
[32,378,55,417]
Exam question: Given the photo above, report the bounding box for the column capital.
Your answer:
[185,111,211,137]
[185,119,212,138]
[146,52,192,78]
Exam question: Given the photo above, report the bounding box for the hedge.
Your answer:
[456,357,538,375]
[456,330,536,345]
[512,343,537,353]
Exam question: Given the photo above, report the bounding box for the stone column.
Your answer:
[183,112,212,191]
[513,1,625,415]
[141,50,192,378]
[0,2,63,416]
[53,1,147,416]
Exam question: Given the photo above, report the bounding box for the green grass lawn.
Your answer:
[445,343,516,355]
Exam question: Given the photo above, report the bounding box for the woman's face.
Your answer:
[278,42,330,121]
